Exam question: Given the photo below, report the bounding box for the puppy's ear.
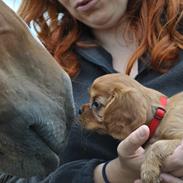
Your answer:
[102,88,131,117]
[103,87,148,127]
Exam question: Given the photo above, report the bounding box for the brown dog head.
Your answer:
[80,73,158,140]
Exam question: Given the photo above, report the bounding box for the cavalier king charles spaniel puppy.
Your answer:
[79,73,183,183]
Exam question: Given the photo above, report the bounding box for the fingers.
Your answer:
[170,169,183,178]
[160,173,183,183]
[134,174,183,183]
[117,125,149,157]
[163,140,183,176]
[133,139,183,183]
[134,180,141,183]
[117,125,149,172]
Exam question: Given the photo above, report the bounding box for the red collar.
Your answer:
[148,96,167,138]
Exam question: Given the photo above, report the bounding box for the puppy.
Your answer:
[79,73,183,183]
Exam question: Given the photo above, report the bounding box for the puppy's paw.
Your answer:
[141,167,160,183]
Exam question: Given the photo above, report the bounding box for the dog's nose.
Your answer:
[79,104,90,115]
[78,108,83,115]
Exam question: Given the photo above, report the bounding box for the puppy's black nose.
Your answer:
[78,108,83,115]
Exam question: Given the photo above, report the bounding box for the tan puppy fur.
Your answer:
[80,73,183,183]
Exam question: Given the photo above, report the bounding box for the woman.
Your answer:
[14,0,183,182]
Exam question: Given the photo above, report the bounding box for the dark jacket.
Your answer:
[2,46,183,183]
[51,46,183,183]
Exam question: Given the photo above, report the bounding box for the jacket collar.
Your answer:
[74,38,151,75]
[74,45,116,73]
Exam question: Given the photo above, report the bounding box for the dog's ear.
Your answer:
[102,88,132,119]
[103,87,148,128]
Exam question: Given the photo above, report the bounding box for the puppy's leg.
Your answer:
[141,139,181,183]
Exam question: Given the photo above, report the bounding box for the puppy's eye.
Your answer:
[91,101,101,109]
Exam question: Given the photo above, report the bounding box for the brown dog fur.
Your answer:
[0,1,74,177]
[80,73,183,183]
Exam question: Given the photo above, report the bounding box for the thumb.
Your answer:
[160,173,183,183]
[118,125,149,157]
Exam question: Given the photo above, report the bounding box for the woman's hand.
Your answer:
[94,125,150,183]
[163,140,183,177]
[160,174,183,183]
[135,174,183,183]
[135,140,183,183]
[117,125,149,176]
[159,140,183,183]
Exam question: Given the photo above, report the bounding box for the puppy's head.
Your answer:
[80,74,148,140]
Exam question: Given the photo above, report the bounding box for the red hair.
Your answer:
[18,0,183,76]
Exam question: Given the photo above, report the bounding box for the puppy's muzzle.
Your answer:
[78,108,83,115]
[79,104,90,115]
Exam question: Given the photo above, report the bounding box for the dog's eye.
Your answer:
[91,101,101,109]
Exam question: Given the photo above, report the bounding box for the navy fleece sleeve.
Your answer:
[41,159,104,183]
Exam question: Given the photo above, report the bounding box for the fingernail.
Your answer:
[160,173,167,181]
[159,175,163,182]
[139,126,147,138]
[134,180,140,183]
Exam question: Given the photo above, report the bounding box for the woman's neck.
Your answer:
[93,26,138,78]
